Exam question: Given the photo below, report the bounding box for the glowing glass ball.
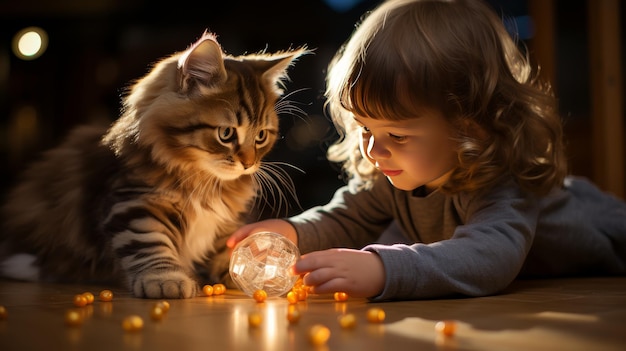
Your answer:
[229,231,300,297]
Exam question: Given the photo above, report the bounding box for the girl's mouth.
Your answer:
[381,169,402,177]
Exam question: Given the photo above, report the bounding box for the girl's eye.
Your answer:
[360,125,371,134]
[389,134,407,142]
[218,126,236,143]
[256,129,268,145]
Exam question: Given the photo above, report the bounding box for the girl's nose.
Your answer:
[366,135,391,160]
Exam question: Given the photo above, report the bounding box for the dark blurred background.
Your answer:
[1,0,624,217]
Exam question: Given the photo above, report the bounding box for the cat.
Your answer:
[0,31,307,299]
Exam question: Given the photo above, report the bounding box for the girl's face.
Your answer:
[355,109,457,192]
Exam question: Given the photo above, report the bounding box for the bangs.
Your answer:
[340,57,435,121]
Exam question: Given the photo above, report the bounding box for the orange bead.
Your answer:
[252,289,267,303]
[150,306,165,321]
[435,320,457,336]
[0,305,6,320]
[308,324,331,346]
[73,294,88,307]
[296,288,308,301]
[99,289,113,302]
[338,313,357,329]
[202,285,214,296]
[295,276,304,286]
[333,292,349,302]
[213,284,226,295]
[248,312,263,328]
[122,315,144,332]
[64,309,83,327]
[286,291,298,304]
[366,307,385,323]
[155,300,170,312]
[286,308,301,324]
[81,292,95,304]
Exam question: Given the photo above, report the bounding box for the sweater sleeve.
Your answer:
[365,183,540,301]
[287,177,395,254]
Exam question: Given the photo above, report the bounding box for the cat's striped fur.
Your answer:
[0,32,307,298]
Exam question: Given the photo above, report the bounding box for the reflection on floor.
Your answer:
[1,277,625,350]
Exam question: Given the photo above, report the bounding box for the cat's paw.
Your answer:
[133,271,198,299]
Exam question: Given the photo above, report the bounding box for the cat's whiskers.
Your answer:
[197,174,222,203]
[175,167,223,219]
[174,168,202,190]
[254,171,277,212]
[253,161,303,217]
[275,88,309,124]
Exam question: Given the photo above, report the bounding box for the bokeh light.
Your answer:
[12,27,48,60]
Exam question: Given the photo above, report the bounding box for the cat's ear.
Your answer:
[178,32,227,92]
[255,48,309,95]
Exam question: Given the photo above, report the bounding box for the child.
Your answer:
[228,0,626,301]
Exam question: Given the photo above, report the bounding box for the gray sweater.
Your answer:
[288,176,626,301]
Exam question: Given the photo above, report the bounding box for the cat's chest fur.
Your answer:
[123,177,256,267]
[183,194,250,264]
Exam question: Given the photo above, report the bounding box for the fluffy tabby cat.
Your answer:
[0,32,307,298]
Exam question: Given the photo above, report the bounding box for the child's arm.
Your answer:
[361,184,540,301]
[289,177,396,254]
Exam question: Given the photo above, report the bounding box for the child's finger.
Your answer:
[292,252,327,274]
[227,227,252,248]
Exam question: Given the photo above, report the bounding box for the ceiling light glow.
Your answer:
[12,27,48,60]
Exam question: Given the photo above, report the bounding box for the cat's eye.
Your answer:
[217,127,236,143]
[256,130,269,145]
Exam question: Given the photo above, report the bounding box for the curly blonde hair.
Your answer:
[324,0,567,195]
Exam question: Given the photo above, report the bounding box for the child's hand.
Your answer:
[292,249,385,298]
[227,219,298,249]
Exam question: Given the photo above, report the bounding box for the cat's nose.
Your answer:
[237,150,255,169]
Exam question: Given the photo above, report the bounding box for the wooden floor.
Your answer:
[0,277,625,351]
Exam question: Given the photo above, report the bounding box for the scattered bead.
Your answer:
[366,307,385,323]
[338,313,357,329]
[435,320,457,336]
[296,288,308,301]
[248,312,263,328]
[155,300,170,312]
[333,292,349,302]
[99,289,113,302]
[213,284,226,295]
[122,315,144,332]
[64,309,83,327]
[286,291,298,304]
[253,289,267,303]
[0,305,7,320]
[81,292,95,304]
[308,324,331,346]
[150,306,166,321]
[286,275,312,302]
[73,294,88,307]
[202,285,214,296]
[286,308,301,324]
